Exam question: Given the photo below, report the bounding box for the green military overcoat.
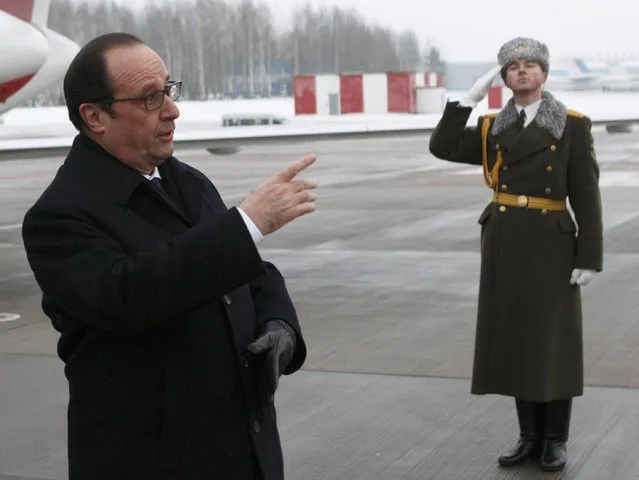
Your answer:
[429,91,603,402]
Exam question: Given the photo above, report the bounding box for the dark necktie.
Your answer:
[518,109,527,130]
[150,177,167,194]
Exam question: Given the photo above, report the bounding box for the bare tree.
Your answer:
[32,0,445,105]
[424,45,447,76]
[396,30,422,71]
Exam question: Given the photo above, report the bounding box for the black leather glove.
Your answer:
[246,319,296,399]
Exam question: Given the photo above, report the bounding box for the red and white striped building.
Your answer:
[293,71,444,115]
[487,85,514,110]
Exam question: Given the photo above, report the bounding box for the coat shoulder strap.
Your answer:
[566,109,585,118]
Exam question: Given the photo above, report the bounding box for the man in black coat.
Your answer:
[21,32,318,480]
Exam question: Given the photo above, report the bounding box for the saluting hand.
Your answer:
[460,65,502,107]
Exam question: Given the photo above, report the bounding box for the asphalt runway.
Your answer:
[1,129,639,479]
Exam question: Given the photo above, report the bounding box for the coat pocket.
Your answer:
[556,214,577,234]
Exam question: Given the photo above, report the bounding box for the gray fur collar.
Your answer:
[491,91,567,140]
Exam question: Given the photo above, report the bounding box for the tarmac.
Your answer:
[1,129,639,479]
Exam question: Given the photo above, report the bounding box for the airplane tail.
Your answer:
[0,0,50,26]
[573,58,590,74]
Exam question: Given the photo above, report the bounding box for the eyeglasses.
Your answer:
[99,80,182,111]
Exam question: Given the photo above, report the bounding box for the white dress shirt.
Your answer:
[142,168,264,244]
[515,99,541,127]
[140,167,162,181]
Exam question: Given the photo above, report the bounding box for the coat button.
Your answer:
[501,184,508,191]
[253,420,260,433]
[112,265,122,275]
[546,165,553,172]
[550,145,556,151]
[541,209,548,215]
[499,205,506,212]
[502,165,508,171]
[224,295,232,305]
[545,187,551,194]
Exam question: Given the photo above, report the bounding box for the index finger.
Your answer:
[274,154,316,182]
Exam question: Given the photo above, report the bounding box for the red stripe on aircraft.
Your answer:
[0,0,34,22]
[0,73,35,102]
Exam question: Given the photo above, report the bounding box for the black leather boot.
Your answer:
[532,402,547,459]
[498,399,541,466]
[540,398,572,472]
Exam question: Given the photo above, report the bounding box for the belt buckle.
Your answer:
[517,195,528,207]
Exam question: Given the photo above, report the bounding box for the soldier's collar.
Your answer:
[492,90,568,140]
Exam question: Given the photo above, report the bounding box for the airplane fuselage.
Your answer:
[0,0,79,116]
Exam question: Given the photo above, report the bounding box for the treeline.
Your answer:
[32,0,446,105]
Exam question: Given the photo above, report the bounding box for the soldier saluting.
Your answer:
[429,37,603,472]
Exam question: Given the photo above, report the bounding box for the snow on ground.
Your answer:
[2,90,639,127]
[0,90,637,148]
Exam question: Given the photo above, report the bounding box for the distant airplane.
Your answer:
[544,57,639,92]
[0,0,79,117]
[544,59,602,91]
[597,59,639,91]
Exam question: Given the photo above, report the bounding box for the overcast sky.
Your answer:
[105,0,638,63]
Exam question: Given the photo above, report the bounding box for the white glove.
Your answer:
[459,65,502,108]
[570,269,597,286]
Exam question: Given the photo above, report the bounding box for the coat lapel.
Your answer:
[494,122,520,152]
[498,122,554,165]
[147,179,191,224]
[161,159,205,225]
[68,135,206,230]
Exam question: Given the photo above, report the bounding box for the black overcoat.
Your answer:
[22,134,307,480]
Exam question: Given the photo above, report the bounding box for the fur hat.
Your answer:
[498,37,549,79]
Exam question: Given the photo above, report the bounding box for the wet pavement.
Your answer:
[1,130,639,479]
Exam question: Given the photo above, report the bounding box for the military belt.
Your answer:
[493,192,567,211]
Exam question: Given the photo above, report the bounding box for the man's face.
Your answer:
[97,44,180,173]
[504,59,547,93]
